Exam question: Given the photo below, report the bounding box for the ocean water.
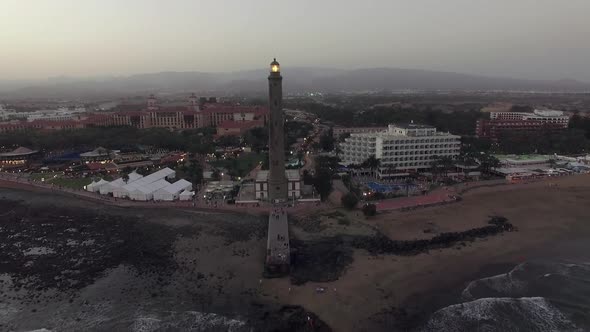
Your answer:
[127,311,248,332]
[421,261,590,331]
[23,310,249,332]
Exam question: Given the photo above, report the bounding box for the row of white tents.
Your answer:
[85,167,195,201]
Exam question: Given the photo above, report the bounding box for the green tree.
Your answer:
[341,192,359,209]
[243,127,268,153]
[314,155,341,176]
[319,133,335,151]
[216,135,240,148]
[182,162,204,187]
[313,170,333,201]
[338,132,351,142]
[120,166,132,183]
[478,154,500,174]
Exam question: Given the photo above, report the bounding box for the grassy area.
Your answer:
[30,172,61,181]
[49,177,93,190]
[210,152,265,177]
[29,172,92,189]
[321,210,351,226]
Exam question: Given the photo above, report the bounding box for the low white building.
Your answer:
[153,179,193,201]
[255,169,301,201]
[339,123,461,174]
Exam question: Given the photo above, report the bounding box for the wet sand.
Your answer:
[2,174,590,331]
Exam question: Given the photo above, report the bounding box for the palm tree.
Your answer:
[363,156,381,179]
[439,156,455,178]
[404,177,414,197]
[334,146,343,158]
[386,165,396,181]
[430,155,441,182]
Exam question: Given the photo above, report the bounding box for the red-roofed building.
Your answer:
[475,119,567,141]
[0,119,85,133]
[0,95,269,133]
[217,120,264,136]
[159,152,187,165]
[86,162,118,173]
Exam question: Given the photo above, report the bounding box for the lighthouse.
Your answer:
[267,58,288,202]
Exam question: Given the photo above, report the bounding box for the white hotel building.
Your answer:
[339,123,461,173]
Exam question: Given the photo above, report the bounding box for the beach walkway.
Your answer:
[265,207,290,276]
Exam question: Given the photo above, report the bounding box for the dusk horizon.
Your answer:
[3,0,590,81]
[3,2,590,332]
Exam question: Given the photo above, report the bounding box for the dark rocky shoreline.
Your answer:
[0,190,331,332]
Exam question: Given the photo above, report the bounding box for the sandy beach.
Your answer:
[2,174,590,331]
[264,174,590,331]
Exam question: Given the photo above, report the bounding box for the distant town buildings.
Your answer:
[0,106,87,122]
[339,123,461,172]
[476,109,570,140]
[0,95,268,133]
[490,109,570,126]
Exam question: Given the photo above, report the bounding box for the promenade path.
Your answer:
[374,187,457,211]
[266,207,290,269]
[0,173,322,216]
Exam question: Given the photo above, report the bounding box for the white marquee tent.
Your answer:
[86,180,97,192]
[179,190,194,201]
[86,179,109,192]
[99,171,143,195]
[115,167,175,198]
[153,179,193,201]
[128,179,171,201]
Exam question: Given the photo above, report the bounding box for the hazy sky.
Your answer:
[1,0,590,81]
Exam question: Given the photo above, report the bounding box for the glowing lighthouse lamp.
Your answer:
[270,58,280,73]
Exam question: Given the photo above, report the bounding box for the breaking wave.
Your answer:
[423,297,580,331]
[129,311,248,332]
[421,261,590,331]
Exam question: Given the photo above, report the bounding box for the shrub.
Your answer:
[341,193,359,209]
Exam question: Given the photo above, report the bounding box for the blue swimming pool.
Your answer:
[367,182,414,193]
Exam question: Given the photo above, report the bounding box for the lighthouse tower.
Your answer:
[267,58,288,202]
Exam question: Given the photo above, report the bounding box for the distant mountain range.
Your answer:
[2,67,589,99]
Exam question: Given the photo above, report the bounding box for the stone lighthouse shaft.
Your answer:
[267,58,288,202]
